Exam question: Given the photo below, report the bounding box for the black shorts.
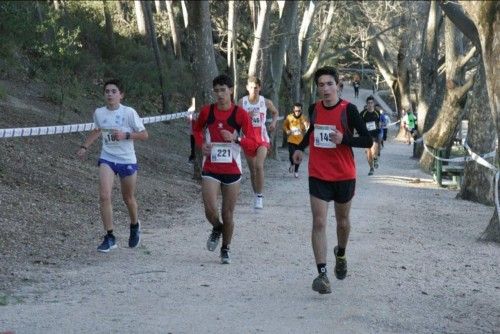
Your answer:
[202,172,241,185]
[309,177,356,203]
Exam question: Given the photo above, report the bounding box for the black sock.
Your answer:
[221,245,229,251]
[317,263,327,274]
[213,221,223,231]
[107,230,114,237]
[130,223,139,229]
[336,247,346,257]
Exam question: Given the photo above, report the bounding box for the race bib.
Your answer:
[211,143,233,163]
[251,110,262,127]
[366,121,376,131]
[290,127,301,135]
[102,129,120,146]
[314,125,336,148]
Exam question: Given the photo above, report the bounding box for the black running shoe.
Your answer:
[206,227,222,251]
[97,234,117,253]
[220,247,231,264]
[334,246,347,280]
[312,273,331,294]
[129,221,141,248]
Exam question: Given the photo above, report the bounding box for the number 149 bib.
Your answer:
[314,124,336,148]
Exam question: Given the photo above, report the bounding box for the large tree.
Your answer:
[451,1,500,242]
[186,1,218,179]
[440,1,499,242]
[458,64,495,205]
[420,16,476,171]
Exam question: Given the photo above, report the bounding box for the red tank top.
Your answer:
[201,104,244,175]
[308,101,356,181]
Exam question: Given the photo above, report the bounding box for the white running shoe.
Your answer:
[254,196,263,209]
[294,172,299,178]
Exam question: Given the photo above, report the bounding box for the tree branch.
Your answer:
[452,71,476,101]
[457,46,476,69]
[439,1,481,51]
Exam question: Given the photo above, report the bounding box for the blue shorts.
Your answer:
[98,159,138,179]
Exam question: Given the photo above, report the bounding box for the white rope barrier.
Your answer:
[0,111,284,139]
[0,111,190,139]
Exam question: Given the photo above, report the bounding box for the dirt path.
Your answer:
[1,88,499,333]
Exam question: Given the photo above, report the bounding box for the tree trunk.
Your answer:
[458,64,495,205]
[166,0,182,59]
[248,0,270,78]
[249,0,258,31]
[35,1,43,23]
[228,1,239,100]
[180,0,188,28]
[134,0,148,38]
[143,0,168,114]
[115,1,128,22]
[154,0,164,13]
[102,0,115,56]
[186,1,219,179]
[414,1,442,157]
[457,1,500,242]
[282,2,302,147]
[420,17,475,172]
[227,1,235,69]
[301,2,335,82]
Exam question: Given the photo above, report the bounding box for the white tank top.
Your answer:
[242,95,270,143]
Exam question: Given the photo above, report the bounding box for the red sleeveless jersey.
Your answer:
[308,100,356,181]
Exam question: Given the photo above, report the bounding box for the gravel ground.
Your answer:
[0,84,499,333]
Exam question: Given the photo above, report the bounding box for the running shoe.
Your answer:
[334,246,347,280]
[128,221,141,248]
[312,273,331,294]
[206,227,222,251]
[97,234,117,253]
[254,196,263,209]
[289,165,294,173]
[220,247,231,264]
[294,172,299,178]
[368,167,374,176]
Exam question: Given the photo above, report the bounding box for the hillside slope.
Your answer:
[0,78,199,291]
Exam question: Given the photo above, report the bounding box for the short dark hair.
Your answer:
[314,66,339,85]
[213,74,233,88]
[103,79,124,92]
[293,102,302,109]
[247,76,261,86]
[366,95,375,103]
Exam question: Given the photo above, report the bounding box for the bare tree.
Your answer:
[134,0,148,37]
[264,1,299,159]
[248,0,271,78]
[185,1,219,179]
[420,17,476,171]
[165,0,182,59]
[459,64,495,205]
[143,0,168,114]
[102,0,115,53]
[299,0,317,72]
[301,2,334,82]
[442,0,500,242]
[227,0,239,100]
[302,2,335,106]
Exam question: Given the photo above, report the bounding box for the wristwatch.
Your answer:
[126,132,131,140]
